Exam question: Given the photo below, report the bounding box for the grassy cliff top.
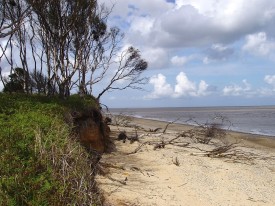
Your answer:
[0,93,101,205]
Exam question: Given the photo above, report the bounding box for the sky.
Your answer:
[97,0,275,108]
[1,0,275,108]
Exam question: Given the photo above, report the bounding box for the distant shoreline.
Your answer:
[109,105,275,110]
[130,115,275,138]
[126,116,275,149]
[109,106,275,137]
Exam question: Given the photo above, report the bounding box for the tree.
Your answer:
[95,45,148,100]
[0,0,148,101]
[0,0,30,92]
[75,25,148,100]
[25,0,109,98]
[3,67,26,93]
[2,67,54,94]
[0,0,30,38]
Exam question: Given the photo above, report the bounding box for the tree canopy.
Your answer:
[0,0,148,99]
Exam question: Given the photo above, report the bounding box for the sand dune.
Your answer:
[96,118,275,206]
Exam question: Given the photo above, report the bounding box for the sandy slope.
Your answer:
[96,118,275,206]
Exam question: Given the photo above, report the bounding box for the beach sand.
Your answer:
[96,117,275,206]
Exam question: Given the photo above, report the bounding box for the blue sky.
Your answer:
[1,0,275,108]
[98,0,275,108]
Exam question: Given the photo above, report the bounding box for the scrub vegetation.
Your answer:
[0,93,101,205]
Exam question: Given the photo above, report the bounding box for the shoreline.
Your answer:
[130,115,275,138]
[128,116,275,150]
[109,105,275,137]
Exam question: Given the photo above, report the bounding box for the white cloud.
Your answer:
[146,73,173,99]
[223,79,253,96]
[174,72,197,97]
[202,57,211,64]
[141,47,169,69]
[129,16,154,36]
[146,72,210,99]
[171,55,194,67]
[242,32,275,56]
[197,80,210,96]
[102,0,275,58]
[203,44,234,64]
[146,0,275,48]
[100,0,172,26]
[103,0,275,69]
[264,75,275,89]
[147,75,275,100]
[222,77,275,97]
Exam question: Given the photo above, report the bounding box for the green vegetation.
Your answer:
[0,93,101,205]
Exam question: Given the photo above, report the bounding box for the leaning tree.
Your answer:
[1,0,148,100]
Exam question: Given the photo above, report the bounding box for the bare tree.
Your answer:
[0,0,30,38]
[1,0,148,100]
[96,46,148,100]
[0,0,30,90]
[83,27,148,100]
[26,0,108,97]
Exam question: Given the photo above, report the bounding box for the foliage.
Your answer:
[2,67,26,93]
[0,93,101,205]
[0,0,148,99]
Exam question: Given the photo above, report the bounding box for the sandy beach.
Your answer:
[96,117,275,206]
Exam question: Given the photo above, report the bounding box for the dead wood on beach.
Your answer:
[108,114,274,164]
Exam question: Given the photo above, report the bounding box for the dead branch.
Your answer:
[100,162,125,170]
[130,166,145,176]
[130,133,190,153]
[106,175,127,185]
[185,116,231,144]
[129,128,139,144]
[153,141,165,150]
[191,143,237,156]
[128,141,151,154]
[163,117,181,133]
[149,128,162,132]
[188,143,274,164]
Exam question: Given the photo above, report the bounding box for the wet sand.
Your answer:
[97,117,275,206]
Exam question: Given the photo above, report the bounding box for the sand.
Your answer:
[96,117,275,206]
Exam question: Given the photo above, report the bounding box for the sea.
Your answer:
[108,106,275,138]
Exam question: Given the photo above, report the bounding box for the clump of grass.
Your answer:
[0,93,101,205]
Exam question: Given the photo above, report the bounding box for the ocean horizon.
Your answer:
[108,105,275,137]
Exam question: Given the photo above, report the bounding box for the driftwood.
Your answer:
[162,117,181,133]
[129,133,190,154]
[153,141,165,150]
[106,175,127,185]
[149,128,162,132]
[115,115,274,164]
[128,141,151,154]
[189,143,275,164]
[129,127,139,144]
[191,143,237,157]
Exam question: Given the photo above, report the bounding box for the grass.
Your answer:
[0,93,101,206]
